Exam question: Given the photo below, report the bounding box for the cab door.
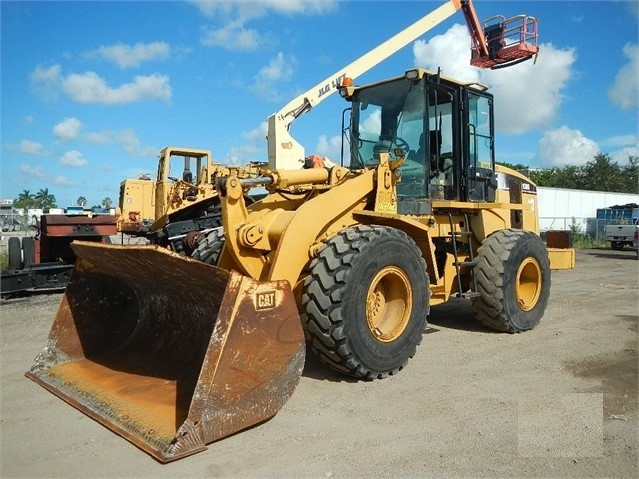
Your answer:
[463,90,497,202]
[425,81,459,201]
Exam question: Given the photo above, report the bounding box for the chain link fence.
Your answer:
[540,216,637,248]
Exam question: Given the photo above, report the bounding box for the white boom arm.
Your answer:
[267,0,463,170]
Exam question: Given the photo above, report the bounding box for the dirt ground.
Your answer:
[1,248,637,478]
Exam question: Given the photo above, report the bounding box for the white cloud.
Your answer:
[31,64,172,104]
[314,134,342,162]
[63,72,171,104]
[360,109,381,135]
[485,45,575,134]
[225,143,264,165]
[263,0,336,15]
[84,131,114,144]
[30,64,63,101]
[20,164,45,179]
[137,146,159,157]
[225,122,268,165]
[88,42,170,69]
[6,140,50,156]
[83,128,154,156]
[414,24,481,84]
[413,24,576,134]
[535,126,599,168]
[117,130,142,155]
[261,52,294,81]
[252,52,296,101]
[602,133,639,164]
[602,134,638,148]
[244,121,268,142]
[51,175,75,187]
[194,0,335,51]
[60,150,89,167]
[610,146,639,164]
[191,0,336,21]
[53,117,83,142]
[17,164,74,189]
[200,21,265,51]
[31,64,61,83]
[608,43,639,110]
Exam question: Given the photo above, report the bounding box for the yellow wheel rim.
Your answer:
[515,257,542,311]
[365,266,412,342]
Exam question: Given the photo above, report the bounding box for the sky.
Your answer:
[1,0,638,208]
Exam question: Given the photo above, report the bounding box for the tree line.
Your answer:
[13,189,113,212]
[501,153,638,194]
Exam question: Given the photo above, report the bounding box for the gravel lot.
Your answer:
[1,247,637,478]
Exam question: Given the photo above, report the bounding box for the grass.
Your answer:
[0,249,7,270]
[572,234,607,249]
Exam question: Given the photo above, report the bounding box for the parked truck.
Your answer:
[604,219,638,250]
[600,204,639,250]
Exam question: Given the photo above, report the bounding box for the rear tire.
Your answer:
[472,229,551,333]
[302,225,430,379]
[8,237,22,270]
[22,237,35,268]
[191,228,225,265]
[611,241,623,250]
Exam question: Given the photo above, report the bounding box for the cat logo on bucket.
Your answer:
[255,290,277,310]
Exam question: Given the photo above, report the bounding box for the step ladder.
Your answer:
[448,212,480,299]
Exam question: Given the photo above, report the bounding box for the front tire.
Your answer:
[301,225,430,379]
[471,229,551,333]
[191,227,225,265]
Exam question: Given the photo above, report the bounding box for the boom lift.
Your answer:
[26,0,553,464]
[460,0,539,69]
[268,0,538,170]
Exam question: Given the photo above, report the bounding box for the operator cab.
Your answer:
[344,68,497,213]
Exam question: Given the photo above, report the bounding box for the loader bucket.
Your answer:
[26,241,305,463]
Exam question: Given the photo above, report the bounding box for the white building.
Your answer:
[537,187,639,237]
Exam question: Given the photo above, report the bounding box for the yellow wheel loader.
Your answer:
[117,147,217,236]
[26,0,563,464]
[26,68,571,462]
[117,146,264,254]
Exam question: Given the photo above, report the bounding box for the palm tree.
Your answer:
[101,197,112,209]
[76,196,87,207]
[35,188,57,212]
[15,190,35,209]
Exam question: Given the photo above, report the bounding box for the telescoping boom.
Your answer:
[268,0,538,170]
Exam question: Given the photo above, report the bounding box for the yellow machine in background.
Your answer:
[117,147,217,235]
[26,0,571,464]
[117,146,263,253]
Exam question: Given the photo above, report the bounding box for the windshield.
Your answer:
[350,78,425,169]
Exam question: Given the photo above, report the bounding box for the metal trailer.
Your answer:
[1,213,117,297]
